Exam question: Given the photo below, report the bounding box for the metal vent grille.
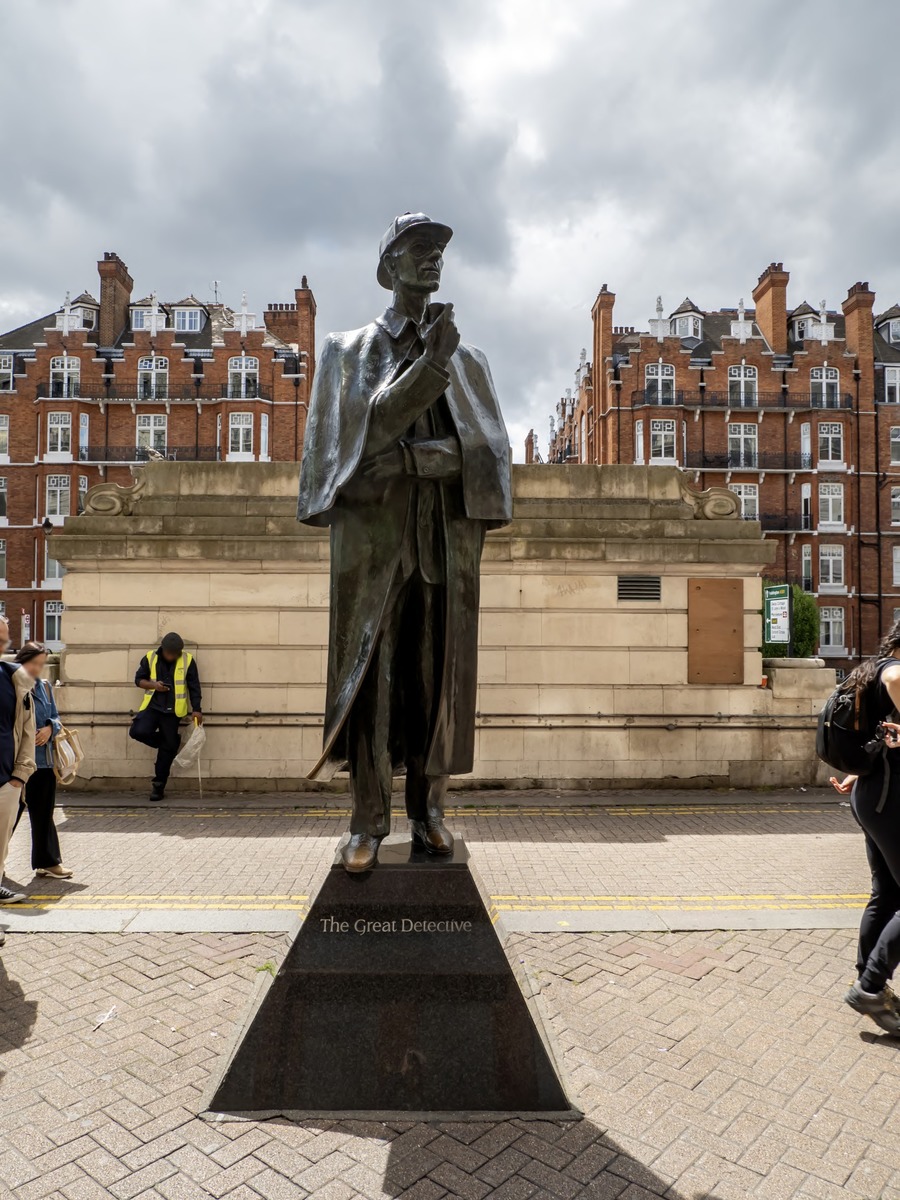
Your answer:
[617,574,662,602]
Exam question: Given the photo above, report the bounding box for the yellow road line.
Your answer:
[60,804,837,819]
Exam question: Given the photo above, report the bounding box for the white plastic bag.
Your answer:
[174,722,206,769]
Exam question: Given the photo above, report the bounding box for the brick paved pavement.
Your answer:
[1,927,898,1199]
[2,798,865,914]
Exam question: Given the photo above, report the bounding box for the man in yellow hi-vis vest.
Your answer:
[129,632,202,801]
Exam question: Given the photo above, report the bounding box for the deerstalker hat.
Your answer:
[377,212,453,289]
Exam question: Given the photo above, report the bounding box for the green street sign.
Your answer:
[764,583,792,646]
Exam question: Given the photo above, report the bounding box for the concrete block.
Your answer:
[60,572,101,607]
[479,573,523,609]
[628,727,697,763]
[477,650,507,684]
[519,573,616,611]
[212,573,308,608]
[538,686,616,716]
[506,648,629,686]
[628,650,686,686]
[476,686,540,715]
[62,649,131,685]
[278,610,329,646]
[479,611,542,647]
[612,687,664,715]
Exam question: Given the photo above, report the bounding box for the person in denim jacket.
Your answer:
[13,644,72,879]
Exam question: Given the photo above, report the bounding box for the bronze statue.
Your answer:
[297,214,512,872]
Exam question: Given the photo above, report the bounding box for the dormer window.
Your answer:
[78,308,95,330]
[174,309,202,333]
[891,320,900,344]
[132,309,147,330]
[672,315,701,339]
[795,319,808,340]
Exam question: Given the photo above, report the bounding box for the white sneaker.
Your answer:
[36,866,73,879]
[0,887,25,904]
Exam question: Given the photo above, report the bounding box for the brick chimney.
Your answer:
[842,281,876,411]
[751,262,790,355]
[591,284,615,414]
[265,275,317,372]
[97,252,133,347]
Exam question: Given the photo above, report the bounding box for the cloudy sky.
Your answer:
[1,0,897,457]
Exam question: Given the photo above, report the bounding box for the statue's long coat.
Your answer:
[297,309,512,780]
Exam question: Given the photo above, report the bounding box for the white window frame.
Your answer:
[818,544,845,592]
[728,482,758,519]
[891,427,900,466]
[0,538,6,585]
[886,367,900,405]
[728,364,758,407]
[44,600,64,649]
[174,308,202,333]
[801,544,812,592]
[0,354,13,393]
[0,475,6,525]
[819,606,845,655]
[260,411,270,462]
[811,366,840,408]
[645,362,675,404]
[136,413,168,453]
[47,411,73,460]
[131,308,147,330]
[79,412,90,462]
[728,422,758,468]
[77,474,88,514]
[895,546,900,587]
[49,355,80,399]
[634,419,644,465]
[137,356,168,401]
[818,481,844,529]
[228,412,254,460]
[672,315,701,339]
[44,544,65,583]
[46,474,70,523]
[818,422,843,466]
[649,418,677,463]
[890,320,900,344]
[0,414,8,463]
[228,356,259,400]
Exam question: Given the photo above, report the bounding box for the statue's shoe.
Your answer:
[341,833,382,873]
[410,819,454,855]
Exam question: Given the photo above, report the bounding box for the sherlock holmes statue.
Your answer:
[297,214,512,872]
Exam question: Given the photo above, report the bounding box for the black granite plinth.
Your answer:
[205,837,577,1119]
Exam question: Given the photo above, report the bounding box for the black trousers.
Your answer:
[129,708,182,785]
[852,772,900,992]
[14,767,62,869]
[347,559,446,839]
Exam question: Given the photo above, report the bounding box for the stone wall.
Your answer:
[49,461,834,791]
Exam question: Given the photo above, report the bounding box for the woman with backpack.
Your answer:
[829,625,900,1034]
[12,643,73,879]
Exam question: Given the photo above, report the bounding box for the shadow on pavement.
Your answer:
[0,957,38,1085]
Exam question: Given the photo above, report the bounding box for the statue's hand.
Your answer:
[356,444,406,483]
[422,303,460,368]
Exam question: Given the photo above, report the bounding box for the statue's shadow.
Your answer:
[284,1116,722,1199]
[0,956,38,1086]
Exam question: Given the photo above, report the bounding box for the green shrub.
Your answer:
[762,584,819,658]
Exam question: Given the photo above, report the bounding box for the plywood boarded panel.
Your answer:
[688,578,744,684]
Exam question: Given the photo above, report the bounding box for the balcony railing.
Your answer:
[759,513,813,532]
[37,384,271,402]
[632,389,852,410]
[79,445,220,463]
[683,451,813,471]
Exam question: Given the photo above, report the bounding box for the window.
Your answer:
[137,356,168,400]
[49,355,80,399]
[818,422,843,463]
[634,419,644,465]
[645,362,675,404]
[45,546,65,581]
[46,474,70,518]
[131,309,147,330]
[44,600,64,645]
[728,364,758,406]
[136,413,167,452]
[795,318,809,341]
[894,607,900,625]
[820,607,844,651]
[801,483,812,530]
[77,475,88,514]
[892,428,900,465]
[886,367,900,404]
[811,366,840,408]
[0,414,8,457]
[800,422,812,468]
[729,483,758,519]
[895,545,900,586]
[802,544,812,591]
[579,414,586,463]
[728,422,758,468]
[673,315,701,339]
[260,412,270,460]
[819,545,845,589]
[819,481,844,527]
[890,320,900,344]
[228,356,259,399]
[79,413,90,461]
[48,412,72,455]
[0,539,5,580]
[0,354,12,392]
[229,412,253,456]
[649,418,677,462]
[0,476,6,518]
[174,308,202,333]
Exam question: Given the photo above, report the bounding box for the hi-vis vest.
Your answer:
[139,649,193,718]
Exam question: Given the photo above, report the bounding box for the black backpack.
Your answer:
[816,658,894,777]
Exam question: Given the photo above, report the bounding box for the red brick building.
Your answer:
[531,264,900,675]
[0,252,315,648]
